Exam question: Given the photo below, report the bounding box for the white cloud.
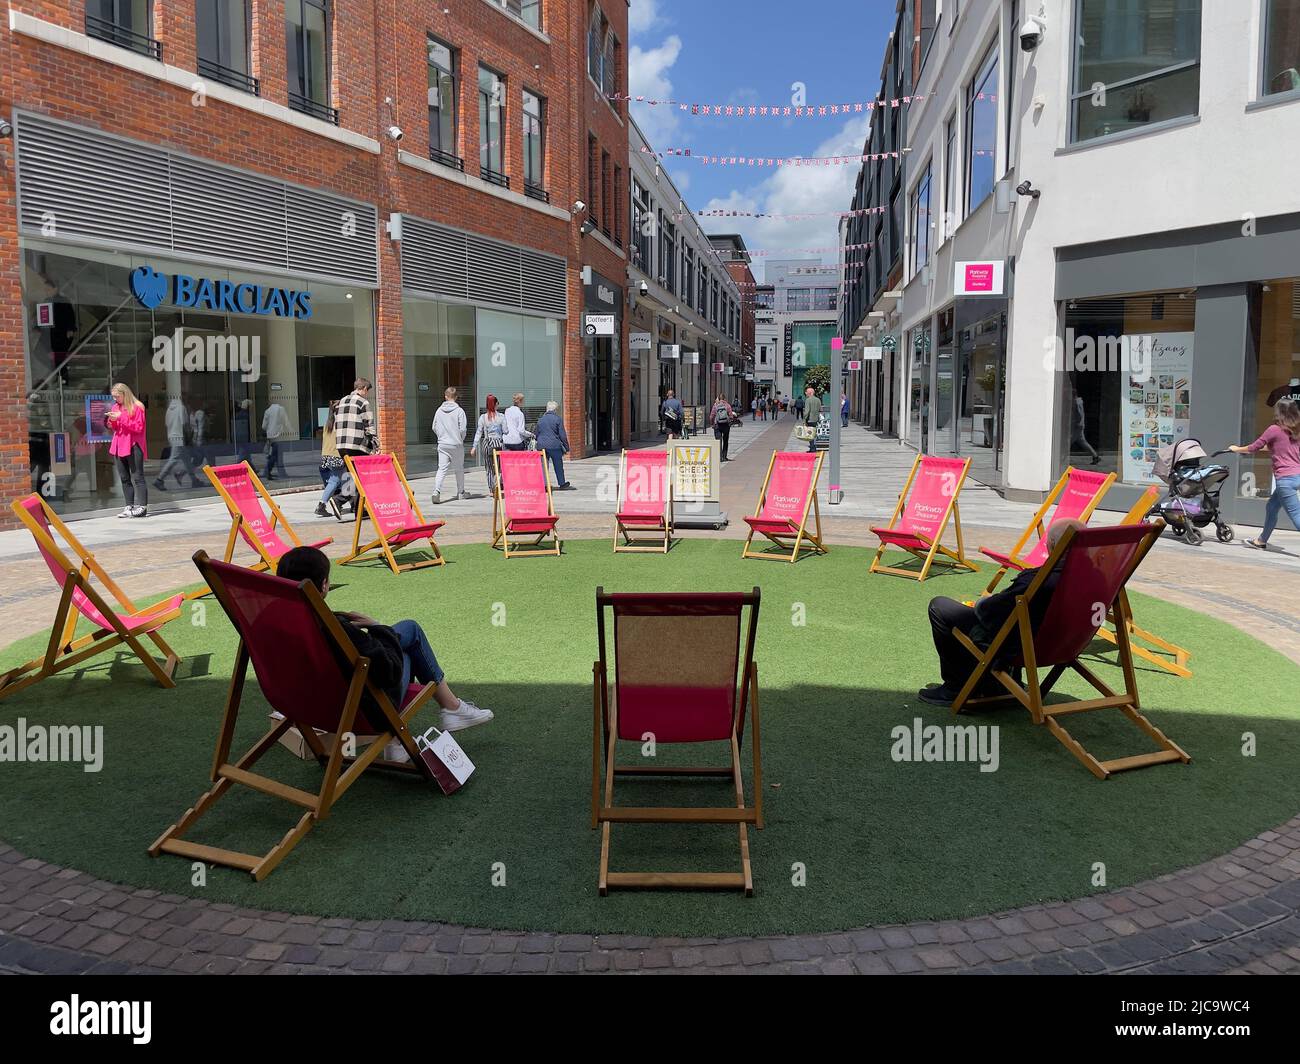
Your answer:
[629,0,661,36]
[629,35,682,150]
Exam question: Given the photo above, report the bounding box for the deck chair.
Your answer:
[868,454,975,581]
[493,450,561,558]
[593,588,763,895]
[1095,487,1191,678]
[2,495,183,702]
[150,551,443,880]
[341,454,445,574]
[978,466,1116,595]
[951,522,1190,781]
[613,449,672,553]
[207,463,333,574]
[741,451,826,563]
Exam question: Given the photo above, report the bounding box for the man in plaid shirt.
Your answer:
[335,379,378,458]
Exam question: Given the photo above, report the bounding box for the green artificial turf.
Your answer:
[0,538,1297,937]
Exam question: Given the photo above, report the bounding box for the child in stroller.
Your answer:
[1147,439,1233,546]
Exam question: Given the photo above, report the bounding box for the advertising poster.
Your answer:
[84,394,114,444]
[1121,332,1194,485]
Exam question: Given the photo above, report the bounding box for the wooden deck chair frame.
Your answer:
[592,587,764,895]
[2,496,183,702]
[492,451,562,559]
[740,451,827,563]
[1095,487,1192,678]
[980,466,1116,595]
[951,522,1190,781]
[341,454,444,574]
[613,449,673,554]
[206,462,332,574]
[868,454,977,581]
[149,551,441,880]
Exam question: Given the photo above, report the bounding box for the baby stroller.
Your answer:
[1147,439,1233,546]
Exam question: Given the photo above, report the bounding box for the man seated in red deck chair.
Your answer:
[948,521,1189,780]
[869,454,976,581]
[206,462,332,574]
[613,449,672,553]
[493,450,562,558]
[342,453,445,574]
[2,495,184,702]
[918,520,1085,707]
[741,450,826,563]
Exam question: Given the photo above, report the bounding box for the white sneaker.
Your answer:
[382,738,412,764]
[441,699,494,732]
[116,507,133,518]
[130,506,148,518]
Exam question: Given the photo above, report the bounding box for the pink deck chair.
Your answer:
[952,522,1189,781]
[593,588,764,894]
[869,454,976,581]
[979,466,1116,595]
[613,449,673,553]
[2,495,184,702]
[150,551,444,880]
[741,451,827,563]
[207,463,332,573]
[493,450,561,558]
[341,454,445,574]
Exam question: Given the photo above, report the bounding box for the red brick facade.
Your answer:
[0,0,629,524]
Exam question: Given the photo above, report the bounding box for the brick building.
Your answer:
[0,0,629,521]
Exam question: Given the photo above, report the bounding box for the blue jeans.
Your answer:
[1261,474,1300,541]
[319,466,344,503]
[546,448,567,486]
[393,619,445,693]
[264,442,281,479]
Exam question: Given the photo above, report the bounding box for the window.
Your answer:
[965,43,997,212]
[87,1,159,59]
[918,0,939,78]
[942,113,957,239]
[588,5,605,84]
[1242,280,1300,496]
[1005,0,1018,163]
[285,0,333,122]
[659,214,676,290]
[600,150,611,234]
[604,31,619,96]
[787,288,811,312]
[492,0,541,31]
[428,37,460,169]
[814,287,838,311]
[197,1,253,92]
[755,289,774,310]
[684,246,695,305]
[911,160,933,275]
[479,66,507,185]
[711,278,720,325]
[631,179,651,271]
[520,89,545,196]
[612,165,623,245]
[588,135,599,218]
[698,267,708,315]
[1071,0,1202,143]
[1263,0,1300,96]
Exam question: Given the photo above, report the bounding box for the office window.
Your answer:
[479,66,506,183]
[943,113,957,239]
[197,1,252,90]
[815,287,837,311]
[1263,0,1300,96]
[787,288,811,312]
[492,0,541,31]
[910,159,932,275]
[698,267,709,315]
[588,5,605,84]
[522,90,546,193]
[600,150,611,234]
[631,179,651,271]
[711,278,719,325]
[965,43,997,212]
[684,246,695,305]
[588,135,599,218]
[285,0,331,117]
[1072,0,1202,143]
[918,0,939,78]
[755,289,774,310]
[659,215,676,290]
[612,165,623,246]
[427,37,459,167]
[87,1,156,57]
[603,31,620,97]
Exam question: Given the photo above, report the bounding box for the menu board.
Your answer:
[84,394,114,444]
[1122,332,1194,485]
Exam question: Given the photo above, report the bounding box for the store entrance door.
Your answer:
[952,306,1008,487]
[587,338,617,453]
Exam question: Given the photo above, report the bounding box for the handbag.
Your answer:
[795,424,816,441]
[415,726,475,795]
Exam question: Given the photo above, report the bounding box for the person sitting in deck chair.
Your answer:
[919,519,1085,707]
[276,547,494,755]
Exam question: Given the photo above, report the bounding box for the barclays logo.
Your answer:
[129,265,313,319]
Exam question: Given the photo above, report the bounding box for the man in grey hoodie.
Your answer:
[431,387,468,504]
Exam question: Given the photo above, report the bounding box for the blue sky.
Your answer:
[628,0,897,281]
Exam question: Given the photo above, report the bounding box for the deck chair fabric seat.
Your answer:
[952,522,1189,781]
[741,451,826,563]
[594,588,764,894]
[2,495,184,702]
[616,512,664,526]
[869,455,976,581]
[342,454,445,574]
[614,450,673,553]
[207,463,332,573]
[150,552,447,880]
[494,451,562,558]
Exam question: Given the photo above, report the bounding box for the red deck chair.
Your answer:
[150,551,443,880]
[741,451,826,563]
[493,450,561,558]
[341,454,445,574]
[869,454,975,581]
[978,466,1116,595]
[593,588,763,895]
[206,463,332,574]
[952,522,1190,780]
[613,449,673,553]
[2,495,183,702]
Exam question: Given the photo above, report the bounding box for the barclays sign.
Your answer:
[130,265,313,319]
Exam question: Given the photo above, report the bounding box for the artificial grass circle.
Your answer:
[0,538,1297,938]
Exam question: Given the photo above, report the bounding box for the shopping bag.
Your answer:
[415,727,476,795]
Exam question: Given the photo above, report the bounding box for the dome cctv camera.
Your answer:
[1019,12,1046,52]
[0,118,12,138]
[573,200,587,213]
[639,280,649,295]
[387,125,404,141]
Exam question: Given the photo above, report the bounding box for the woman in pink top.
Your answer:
[1230,397,1300,551]
[106,382,149,518]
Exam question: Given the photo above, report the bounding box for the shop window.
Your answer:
[1242,281,1300,497]
[1263,0,1300,96]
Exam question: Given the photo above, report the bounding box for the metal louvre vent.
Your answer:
[401,217,469,301]
[467,233,523,308]
[521,250,568,316]
[14,112,378,287]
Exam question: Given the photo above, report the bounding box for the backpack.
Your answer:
[714,403,730,426]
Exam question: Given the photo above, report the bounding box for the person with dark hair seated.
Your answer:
[276,547,493,758]
[919,519,1085,707]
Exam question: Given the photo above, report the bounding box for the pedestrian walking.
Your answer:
[711,393,736,462]
[535,401,574,490]
[106,382,148,518]
[431,387,468,505]
[503,392,532,451]
[261,398,292,481]
[335,379,379,463]
[750,396,758,421]
[841,392,850,429]
[316,401,351,519]
[471,394,507,496]
[661,389,684,439]
[154,396,200,490]
[802,386,822,453]
[1231,397,1300,552]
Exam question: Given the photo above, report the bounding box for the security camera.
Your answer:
[386,125,404,141]
[573,200,587,213]
[1019,11,1046,52]
[639,280,649,295]
[1015,180,1041,199]
[0,118,12,138]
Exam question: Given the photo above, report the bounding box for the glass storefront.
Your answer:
[1242,279,1300,499]
[908,324,932,452]
[23,240,374,515]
